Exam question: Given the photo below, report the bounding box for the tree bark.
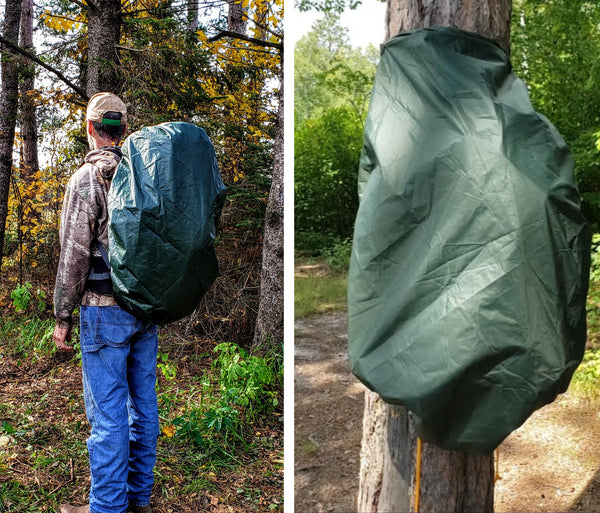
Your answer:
[252,57,283,355]
[19,0,39,184]
[86,0,122,95]
[227,0,247,34]
[187,0,198,32]
[358,1,511,511]
[359,392,495,512]
[386,0,512,52]
[0,0,23,272]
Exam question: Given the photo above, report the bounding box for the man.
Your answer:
[53,93,158,513]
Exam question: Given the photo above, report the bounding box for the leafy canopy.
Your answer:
[294,14,377,245]
[511,0,600,226]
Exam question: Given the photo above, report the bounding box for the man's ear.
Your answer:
[87,120,94,135]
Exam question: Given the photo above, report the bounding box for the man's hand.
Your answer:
[53,325,73,351]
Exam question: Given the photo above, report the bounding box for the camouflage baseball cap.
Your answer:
[86,92,127,126]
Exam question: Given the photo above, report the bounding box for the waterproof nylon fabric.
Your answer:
[108,122,226,325]
[347,28,591,453]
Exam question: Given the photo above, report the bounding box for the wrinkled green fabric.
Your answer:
[347,28,591,453]
[108,122,226,325]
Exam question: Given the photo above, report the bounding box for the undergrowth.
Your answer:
[0,305,283,512]
[0,314,57,362]
[160,341,282,467]
[571,349,600,400]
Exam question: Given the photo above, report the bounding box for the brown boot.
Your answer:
[129,505,152,513]
[58,505,89,513]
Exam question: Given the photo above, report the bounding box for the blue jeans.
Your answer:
[80,305,159,513]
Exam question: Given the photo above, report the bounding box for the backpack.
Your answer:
[348,28,591,453]
[90,121,226,325]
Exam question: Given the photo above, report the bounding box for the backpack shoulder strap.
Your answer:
[88,242,111,281]
[97,242,110,268]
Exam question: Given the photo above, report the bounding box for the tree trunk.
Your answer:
[187,0,198,32]
[19,0,39,184]
[386,0,512,52]
[252,58,283,355]
[359,391,495,512]
[358,1,512,511]
[227,0,247,34]
[0,0,23,272]
[86,0,122,95]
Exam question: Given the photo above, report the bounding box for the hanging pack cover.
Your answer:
[347,28,591,453]
[108,122,226,325]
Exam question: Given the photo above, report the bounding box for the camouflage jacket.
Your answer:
[53,148,121,328]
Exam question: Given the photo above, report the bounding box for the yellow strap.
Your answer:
[415,437,422,512]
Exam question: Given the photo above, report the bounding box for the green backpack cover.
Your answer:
[348,28,591,453]
[107,122,226,325]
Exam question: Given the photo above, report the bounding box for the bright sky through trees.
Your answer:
[292,0,387,48]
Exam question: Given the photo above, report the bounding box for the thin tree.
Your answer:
[188,0,199,32]
[209,19,284,354]
[19,0,39,183]
[358,1,511,512]
[0,0,24,272]
[252,59,283,353]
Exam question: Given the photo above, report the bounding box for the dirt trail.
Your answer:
[294,312,600,513]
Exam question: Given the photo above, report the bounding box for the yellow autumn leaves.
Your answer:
[40,12,83,33]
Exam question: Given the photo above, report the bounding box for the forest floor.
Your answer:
[0,312,283,513]
[295,311,600,513]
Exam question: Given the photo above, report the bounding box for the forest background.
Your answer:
[294,1,600,511]
[0,0,284,510]
[294,0,600,329]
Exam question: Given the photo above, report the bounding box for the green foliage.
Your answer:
[1,421,15,435]
[589,233,600,283]
[295,15,376,243]
[587,233,600,337]
[295,14,377,124]
[295,0,362,13]
[296,234,352,271]
[295,232,342,254]
[295,107,363,238]
[0,315,56,361]
[322,237,352,272]
[571,349,600,400]
[10,282,33,312]
[214,342,279,413]
[171,400,241,454]
[157,352,177,381]
[166,342,281,463]
[202,403,240,433]
[511,0,600,225]
[9,282,46,313]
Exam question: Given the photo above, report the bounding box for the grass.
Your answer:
[570,348,600,401]
[294,259,347,319]
[0,310,283,513]
[297,438,319,456]
[572,274,600,400]
[0,314,55,360]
